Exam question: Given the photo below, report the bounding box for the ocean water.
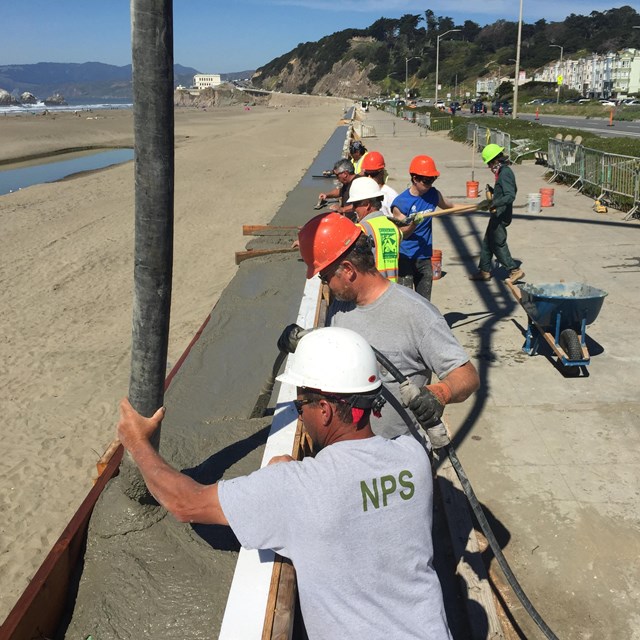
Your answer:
[0,98,133,116]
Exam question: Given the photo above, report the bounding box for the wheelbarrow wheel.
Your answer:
[559,328,582,361]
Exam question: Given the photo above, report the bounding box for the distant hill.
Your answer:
[0,62,200,100]
[251,5,640,98]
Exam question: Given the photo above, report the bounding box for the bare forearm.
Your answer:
[439,361,480,403]
[127,440,227,525]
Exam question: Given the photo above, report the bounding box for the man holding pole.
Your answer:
[469,144,524,283]
[391,155,454,301]
[117,327,454,640]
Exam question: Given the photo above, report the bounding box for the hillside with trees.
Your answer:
[251,6,640,98]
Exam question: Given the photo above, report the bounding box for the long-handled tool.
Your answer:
[235,247,299,264]
[389,201,490,227]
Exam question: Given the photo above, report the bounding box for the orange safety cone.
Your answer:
[607,108,614,127]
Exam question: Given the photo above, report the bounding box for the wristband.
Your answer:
[426,382,452,406]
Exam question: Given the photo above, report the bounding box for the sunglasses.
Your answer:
[293,394,347,416]
[364,170,383,177]
[412,175,436,185]
[293,398,315,415]
[318,263,343,284]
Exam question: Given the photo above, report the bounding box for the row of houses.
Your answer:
[476,48,640,99]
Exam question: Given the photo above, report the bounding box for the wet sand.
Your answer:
[0,94,350,623]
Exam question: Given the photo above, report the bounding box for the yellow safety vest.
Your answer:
[358,216,400,282]
[352,152,368,175]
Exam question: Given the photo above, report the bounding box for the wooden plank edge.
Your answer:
[1,311,213,640]
[435,428,507,639]
[0,447,123,640]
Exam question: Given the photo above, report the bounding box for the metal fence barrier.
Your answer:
[547,138,640,218]
[466,123,511,160]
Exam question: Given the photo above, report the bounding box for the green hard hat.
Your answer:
[482,144,504,164]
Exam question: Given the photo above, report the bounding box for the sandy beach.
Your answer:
[0,93,350,623]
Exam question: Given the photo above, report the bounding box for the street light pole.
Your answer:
[512,0,523,119]
[435,29,460,105]
[550,44,564,104]
[405,56,421,99]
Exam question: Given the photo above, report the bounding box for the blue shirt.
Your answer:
[392,187,440,260]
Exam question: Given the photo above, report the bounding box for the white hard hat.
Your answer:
[276,327,381,394]
[346,176,384,204]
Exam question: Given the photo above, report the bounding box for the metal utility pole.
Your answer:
[405,56,421,99]
[550,44,564,104]
[129,0,175,452]
[435,29,460,106]
[512,0,523,119]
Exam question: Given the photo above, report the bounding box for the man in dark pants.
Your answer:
[391,155,453,301]
[469,144,525,282]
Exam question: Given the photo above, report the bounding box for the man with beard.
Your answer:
[279,212,479,440]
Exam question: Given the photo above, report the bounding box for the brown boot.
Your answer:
[507,268,525,282]
[469,270,491,281]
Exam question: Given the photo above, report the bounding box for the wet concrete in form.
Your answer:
[62,115,353,638]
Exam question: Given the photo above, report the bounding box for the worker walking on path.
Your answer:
[318,158,359,220]
[361,150,398,217]
[281,213,479,441]
[391,155,454,301]
[117,327,453,640]
[469,144,525,282]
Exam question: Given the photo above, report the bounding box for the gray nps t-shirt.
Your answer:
[326,282,469,439]
[218,436,452,640]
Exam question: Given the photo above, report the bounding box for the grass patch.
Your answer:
[449,116,640,158]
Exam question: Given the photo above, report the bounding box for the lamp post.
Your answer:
[435,29,461,105]
[550,44,564,104]
[405,56,421,99]
[512,0,523,119]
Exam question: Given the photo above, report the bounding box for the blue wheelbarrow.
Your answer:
[506,281,607,368]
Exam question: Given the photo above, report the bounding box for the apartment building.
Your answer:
[533,48,639,98]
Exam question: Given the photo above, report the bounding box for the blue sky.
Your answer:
[2,0,632,73]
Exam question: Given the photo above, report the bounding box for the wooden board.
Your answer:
[235,248,298,264]
[243,225,299,236]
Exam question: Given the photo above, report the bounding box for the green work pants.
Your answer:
[478,215,517,272]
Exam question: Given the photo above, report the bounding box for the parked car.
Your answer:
[623,99,640,105]
[435,99,446,109]
[470,100,487,114]
[492,101,512,115]
[600,100,616,107]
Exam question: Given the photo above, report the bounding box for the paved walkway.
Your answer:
[363,109,640,639]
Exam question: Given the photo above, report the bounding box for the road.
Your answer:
[467,111,640,138]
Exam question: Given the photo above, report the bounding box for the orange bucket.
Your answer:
[431,249,443,280]
[540,187,555,207]
[466,181,480,198]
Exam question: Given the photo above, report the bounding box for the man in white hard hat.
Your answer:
[347,176,411,282]
[117,327,453,640]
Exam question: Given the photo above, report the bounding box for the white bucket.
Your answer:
[527,193,542,214]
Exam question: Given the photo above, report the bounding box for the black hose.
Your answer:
[371,347,559,640]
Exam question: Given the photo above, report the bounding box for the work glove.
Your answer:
[399,380,445,430]
[277,324,305,354]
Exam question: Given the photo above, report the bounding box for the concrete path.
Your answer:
[364,109,640,639]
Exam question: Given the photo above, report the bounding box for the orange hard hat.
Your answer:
[298,212,362,279]
[361,151,385,171]
[409,155,440,177]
